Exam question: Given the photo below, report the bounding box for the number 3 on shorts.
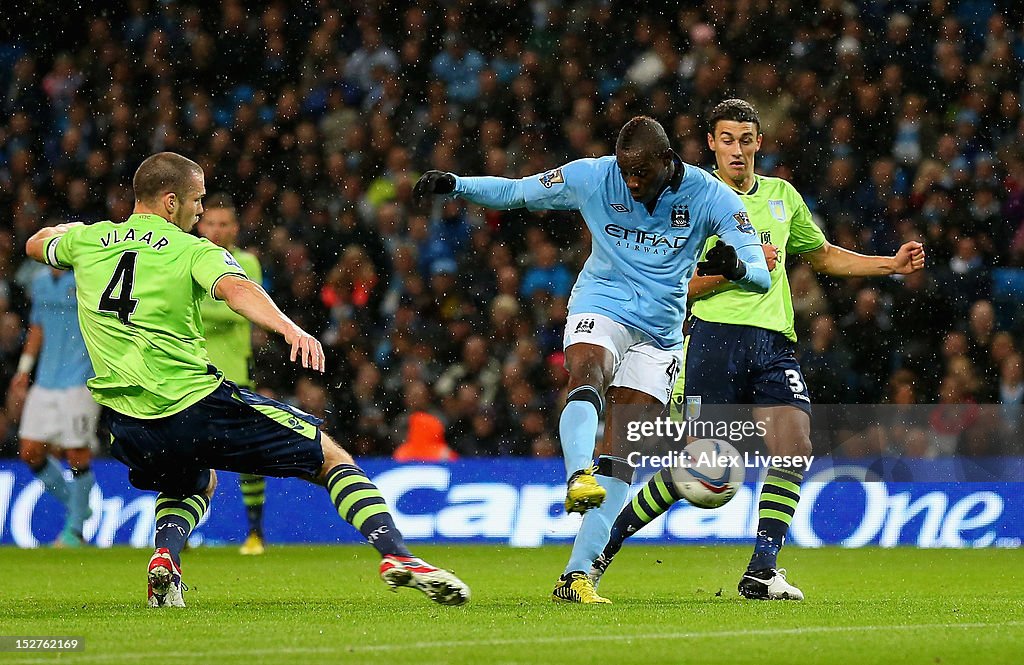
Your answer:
[784,369,805,394]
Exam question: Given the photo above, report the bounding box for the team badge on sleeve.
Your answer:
[223,251,243,270]
[684,395,701,421]
[733,211,755,234]
[539,168,564,188]
[768,199,786,221]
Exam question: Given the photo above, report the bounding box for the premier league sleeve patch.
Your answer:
[223,251,243,270]
[733,211,755,234]
[538,168,564,189]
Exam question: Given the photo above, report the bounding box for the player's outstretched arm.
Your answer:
[25,223,83,265]
[214,275,324,372]
[416,169,527,210]
[803,240,925,277]
[416,160,593,212]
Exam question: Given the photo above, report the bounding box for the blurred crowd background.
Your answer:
[2,0,1024,459]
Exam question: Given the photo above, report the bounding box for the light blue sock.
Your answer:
[66,469,95,536]
[33,457,70,507]
[559,389,601,480]
[564,474,630,575]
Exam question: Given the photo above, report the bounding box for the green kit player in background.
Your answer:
[591,99,925,600]
[26,152,469,608]
[196,193,268,556]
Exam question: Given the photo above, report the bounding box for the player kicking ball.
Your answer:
[416,116,771,603]
[26,152,469,608]
[590,99,925,600]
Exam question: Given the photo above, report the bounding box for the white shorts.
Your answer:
[563,313,682,404]
[19,385,101,449]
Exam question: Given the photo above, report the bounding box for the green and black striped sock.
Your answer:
[155,494,210,565]
[325,464,411,557]
[748,466,804,571]
[239,474,266,537]
[598,469,683,567]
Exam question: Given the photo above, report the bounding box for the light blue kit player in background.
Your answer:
[9,267,99,547]
[415,116,770,603]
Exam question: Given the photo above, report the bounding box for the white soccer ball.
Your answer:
[670,438,745,509]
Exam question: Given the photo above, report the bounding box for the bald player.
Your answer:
[416,116,771,603]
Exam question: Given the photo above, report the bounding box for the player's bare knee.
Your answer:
[18,440,46,469]
[65,447,91,471]
[564,349,613,393]
[794,435,813,459]
[768,433,812,459]
[319,433,354,476]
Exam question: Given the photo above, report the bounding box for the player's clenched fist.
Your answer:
[762,243,779,272]
[414,170,456,203]
[893,241,926,274]
[697,240,747,281]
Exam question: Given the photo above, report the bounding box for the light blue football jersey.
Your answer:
[453,155,769,349]
[28,268,94,389]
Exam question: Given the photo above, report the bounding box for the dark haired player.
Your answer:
[416,116,771,603]
[591,100,925,600]
[196,192,269,555]
[27,152,469,608]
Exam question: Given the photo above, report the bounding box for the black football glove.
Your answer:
[414,170,456,203]
[696,240,747,281]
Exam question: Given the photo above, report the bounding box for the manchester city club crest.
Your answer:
[768,199,786,221]
[671,204,690,228]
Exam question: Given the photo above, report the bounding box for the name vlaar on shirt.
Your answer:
[99,227,170,251]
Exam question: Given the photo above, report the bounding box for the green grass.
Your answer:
[1,545,1022,664]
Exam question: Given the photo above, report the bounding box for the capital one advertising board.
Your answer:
[0,460,1020,548]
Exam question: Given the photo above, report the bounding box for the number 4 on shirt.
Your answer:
[99,251,139,324]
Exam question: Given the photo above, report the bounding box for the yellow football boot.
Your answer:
[564,466,606,513]
[239,532,266,555]
[552,571,611,604]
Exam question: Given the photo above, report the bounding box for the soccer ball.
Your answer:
[670,438,745,509]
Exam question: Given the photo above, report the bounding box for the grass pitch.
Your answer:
[1,545,1021,664]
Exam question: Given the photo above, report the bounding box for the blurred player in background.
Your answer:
[9,266,99,547]
[591,99,926,600]
[416,116,771,603]
[196,193,268,555]
[27,152,469,608]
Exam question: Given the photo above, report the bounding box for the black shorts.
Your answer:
[105,380,324,497]
[682,318,812,413]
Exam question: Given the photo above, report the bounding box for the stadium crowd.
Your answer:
[2,0,1024,458]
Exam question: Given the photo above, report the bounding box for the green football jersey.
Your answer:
[45,213,249,418]
[690,172,826,342]
[200,248,261,387]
